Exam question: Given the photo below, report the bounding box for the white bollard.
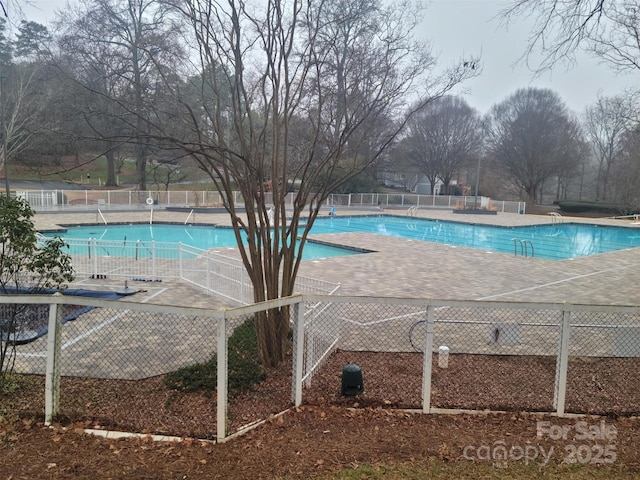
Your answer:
[438,345,450,368]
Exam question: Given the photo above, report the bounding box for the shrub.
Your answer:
[0,197,74,385]
[557,200,620,215]
[164,318,266,396]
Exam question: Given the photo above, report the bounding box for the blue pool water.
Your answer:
[45,216,640,261]
[45,223,359,260]
[309,216,640,260]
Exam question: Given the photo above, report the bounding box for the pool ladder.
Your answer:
[407,206,419,217]
[511,238,534,257]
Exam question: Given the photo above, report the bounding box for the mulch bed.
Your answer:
[3,350,640,479]
[5,351,640,441]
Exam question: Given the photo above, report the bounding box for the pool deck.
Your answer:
[33,207,640,307]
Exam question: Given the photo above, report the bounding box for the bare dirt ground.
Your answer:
[3,351,640,479]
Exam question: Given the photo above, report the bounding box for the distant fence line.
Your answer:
[4,294,639,441]
[14,189,525,214]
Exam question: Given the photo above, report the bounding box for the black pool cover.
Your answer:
[1,288,126,344]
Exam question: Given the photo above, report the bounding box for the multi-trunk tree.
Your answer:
[141,0,478,366]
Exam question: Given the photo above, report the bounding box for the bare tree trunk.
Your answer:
[254,308,290,367]
[105,149,117,186]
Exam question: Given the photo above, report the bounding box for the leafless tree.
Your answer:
[583,92,638,201]
[610,126,640,212]
[485,88,584,206]
[406,95,483,195]
[1,63,53,194]
[154,0,478,366]
[55,0,184,190]
[385,138,422,191]
[501,0,640,73]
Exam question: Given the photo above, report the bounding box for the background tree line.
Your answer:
[0,1,637,209]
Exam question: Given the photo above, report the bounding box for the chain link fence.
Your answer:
[297,297,640,417]
[3,294,640,441]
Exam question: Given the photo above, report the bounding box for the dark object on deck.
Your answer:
[341,364,364,396]
[0,287,126,344]
[452,208,497,215]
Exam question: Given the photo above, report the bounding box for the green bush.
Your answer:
[164,318,266,396]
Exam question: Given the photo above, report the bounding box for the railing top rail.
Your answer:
[0,293,223,317]
[300,294,640,312]
[4,292,638,314]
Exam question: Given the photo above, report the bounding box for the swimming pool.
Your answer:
[309,216,640,260]
[44,223,361,261]
[44,215,640,261]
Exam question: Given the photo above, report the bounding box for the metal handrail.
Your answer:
[512,238,534,257]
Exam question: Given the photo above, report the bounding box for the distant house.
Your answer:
[381,171,464,195]
[413,176,458,195]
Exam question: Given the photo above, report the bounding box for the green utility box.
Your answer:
[341,364,364,396]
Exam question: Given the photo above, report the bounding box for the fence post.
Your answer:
[206,254,211,294]
[554,309,571,415]
[45,297,62,425]
[151,241,156,280]
[240,265,245,305]
[217,313,228,441]
[421,304,435,414]
[92,238,98,277]
[305,310,315,388]
[291,299,305,406]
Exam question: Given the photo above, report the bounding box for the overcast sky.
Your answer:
[19,0,639,117]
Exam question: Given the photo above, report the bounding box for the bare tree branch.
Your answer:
[501,0,640,74]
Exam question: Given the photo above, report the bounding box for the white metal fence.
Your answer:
[17,188,525,214]
[328,192,526,214]
[4,294,639,441]
[59,238,340,305]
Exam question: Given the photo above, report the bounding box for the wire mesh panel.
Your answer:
[57,240,342,307]
[223,308,294,438]
[301,298,428,409]
[336,301,427,352]
[302,300,342,386]
[565,310,640,416]
[209,251,253,304]
[432,305,561,356]
[429,304,561,412]
[178,245,219,295]
[57,306,218,380]
[3,301,51,375]
[568,310,640,357]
